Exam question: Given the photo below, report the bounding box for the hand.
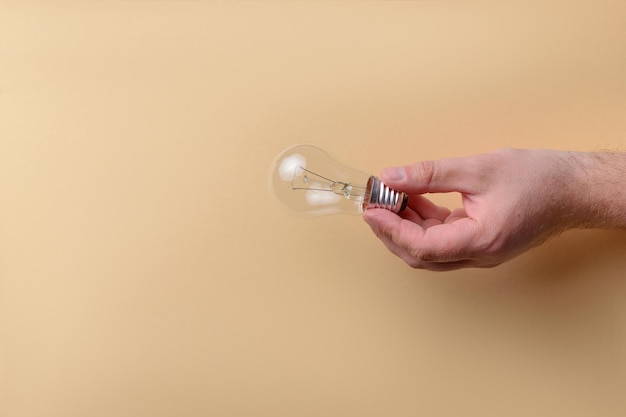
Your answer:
[363,148,586,271]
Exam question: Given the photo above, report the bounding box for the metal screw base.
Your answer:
[363,176,408,214]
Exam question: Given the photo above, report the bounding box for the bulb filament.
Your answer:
[291,167,365,198]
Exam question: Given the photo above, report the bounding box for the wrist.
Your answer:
[568,151,626,229]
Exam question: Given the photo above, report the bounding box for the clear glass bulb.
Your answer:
[270,144,408,216]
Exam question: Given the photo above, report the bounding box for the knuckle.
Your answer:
[377,224,394,241]
[407,246,434,264]
[413,160,438,185]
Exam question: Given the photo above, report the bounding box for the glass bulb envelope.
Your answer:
[270,144,407,217]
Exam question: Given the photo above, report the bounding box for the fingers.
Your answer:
[363,209,484,270]
[381,155,486,195]
[365,152,504,270]
[445,208,468,224]
[406,194,451,222]
[381,194,450,231]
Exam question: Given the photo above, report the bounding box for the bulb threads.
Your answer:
[363,176,408,214]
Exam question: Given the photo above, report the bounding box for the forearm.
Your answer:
[570,151,626,229]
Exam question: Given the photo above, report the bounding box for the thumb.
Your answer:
[380,156,481,195]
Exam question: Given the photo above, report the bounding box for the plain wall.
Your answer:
[2,2,626,416]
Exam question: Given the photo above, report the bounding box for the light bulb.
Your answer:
[270,144,408,216]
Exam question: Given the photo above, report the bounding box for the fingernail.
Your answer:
[382,167,405,182]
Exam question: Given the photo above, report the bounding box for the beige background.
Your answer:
[2,1,626,416]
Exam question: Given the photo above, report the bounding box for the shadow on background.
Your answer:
[421,229,626,358]
[520,229,626,283]
[431,228,626,297]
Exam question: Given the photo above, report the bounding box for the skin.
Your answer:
[362,148,626,271]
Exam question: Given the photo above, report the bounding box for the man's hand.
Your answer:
[363,148,626,271]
